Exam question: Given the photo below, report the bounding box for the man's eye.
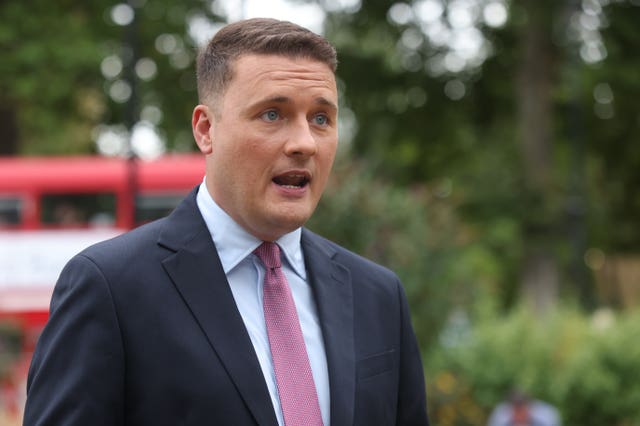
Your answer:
[313,114,329,126]
[261,110,279,122]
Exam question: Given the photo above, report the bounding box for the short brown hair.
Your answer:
[196,18,337,106]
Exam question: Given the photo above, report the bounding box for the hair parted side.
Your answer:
[196,18,338,106]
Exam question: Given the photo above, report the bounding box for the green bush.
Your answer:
[308,157,475,349]
[426,307,640,425]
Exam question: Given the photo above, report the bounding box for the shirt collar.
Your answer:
[196,180,306,279]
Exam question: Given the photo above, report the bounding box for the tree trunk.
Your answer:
[517,0,559,314]
[0,104,19,155]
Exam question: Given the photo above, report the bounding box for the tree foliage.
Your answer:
[0,1,112,154]
[321,0,640,310]
[0,0,219,155]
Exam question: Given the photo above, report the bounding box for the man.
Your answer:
[487,390,561,426]
[24,18,429,425]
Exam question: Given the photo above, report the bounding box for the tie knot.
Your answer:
[254,242,282,269]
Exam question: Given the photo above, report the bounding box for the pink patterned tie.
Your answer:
[254,242,323,426]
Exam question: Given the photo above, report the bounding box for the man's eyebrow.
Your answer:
[314,96,338,112]
[261,96,290,104]
[244,96,290,112]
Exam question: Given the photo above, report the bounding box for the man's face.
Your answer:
[194,54,338,241]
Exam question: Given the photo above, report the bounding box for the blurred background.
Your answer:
[1,0,639,424]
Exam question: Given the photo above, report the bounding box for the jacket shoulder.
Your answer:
[303,228,398,282]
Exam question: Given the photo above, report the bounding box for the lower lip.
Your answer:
[272,182,308,198]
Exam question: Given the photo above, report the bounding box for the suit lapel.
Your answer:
[302,230,356,426]
[158,189,278,426]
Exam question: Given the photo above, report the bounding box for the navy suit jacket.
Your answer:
[24,188,429,425]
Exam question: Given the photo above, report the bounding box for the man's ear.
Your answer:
[192,105,214,154]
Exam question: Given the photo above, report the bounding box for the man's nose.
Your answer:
[284,118,318,157]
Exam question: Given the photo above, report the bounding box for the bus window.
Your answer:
[0,196,21,227]
[41,193,116,227]
[135,192,187,224]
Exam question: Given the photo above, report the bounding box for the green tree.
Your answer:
[321,0,640,313]
[0,0,219,155]
[0,1,112,154]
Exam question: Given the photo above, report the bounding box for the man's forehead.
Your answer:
[230,53,335,76]
[230,54,337,94]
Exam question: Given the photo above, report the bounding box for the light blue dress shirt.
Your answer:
[196,181,330,426]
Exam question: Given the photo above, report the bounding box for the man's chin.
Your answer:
[269,210,312,233]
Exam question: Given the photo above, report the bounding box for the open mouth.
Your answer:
[273,171,310,189]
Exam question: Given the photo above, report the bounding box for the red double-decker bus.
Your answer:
[0,154,203,422]
[0,153,204,323]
